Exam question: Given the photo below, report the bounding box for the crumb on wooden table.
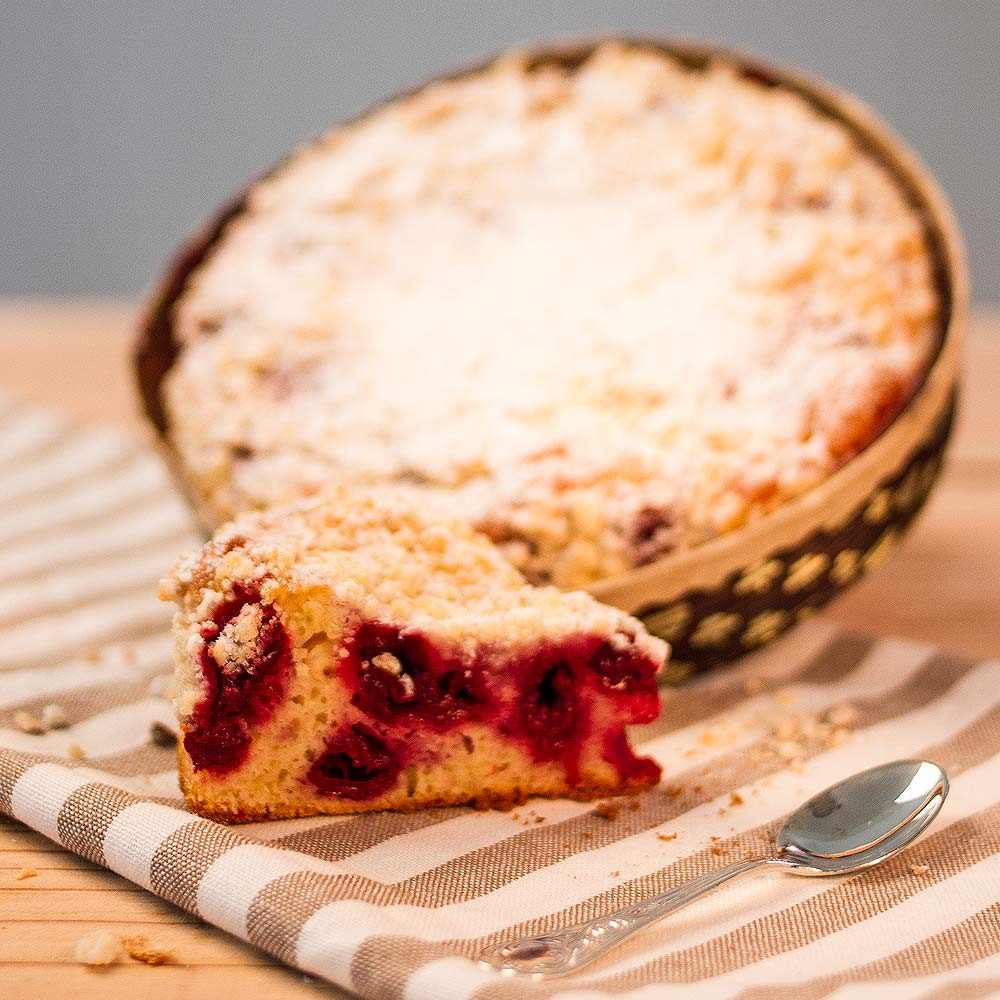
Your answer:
[121,934,172,966]
[656,832,678,842]
[14,867,37,881]
[75,930,120,967]
[67,743,87,760]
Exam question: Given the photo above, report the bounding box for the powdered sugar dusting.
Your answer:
[167,43,938,587]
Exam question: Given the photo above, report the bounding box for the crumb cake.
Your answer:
[160,42,939,588]
[159,492,665,821]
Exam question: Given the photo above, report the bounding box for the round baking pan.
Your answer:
[135,37,967,680]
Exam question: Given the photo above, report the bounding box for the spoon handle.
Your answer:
[479,857,772,978]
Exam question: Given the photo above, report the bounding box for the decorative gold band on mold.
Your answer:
[640,393,955,683]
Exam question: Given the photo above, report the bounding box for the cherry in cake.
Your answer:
[159,491,665,821]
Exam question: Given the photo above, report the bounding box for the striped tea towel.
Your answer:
[2,389,999,1000]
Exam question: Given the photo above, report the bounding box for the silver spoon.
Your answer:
[479,759,948,979]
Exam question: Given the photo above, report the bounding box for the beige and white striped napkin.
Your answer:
[2,389,999,1000]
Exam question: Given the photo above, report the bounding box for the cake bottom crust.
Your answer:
[176,745,658,824]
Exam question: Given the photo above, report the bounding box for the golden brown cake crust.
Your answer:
[177,744,656,824]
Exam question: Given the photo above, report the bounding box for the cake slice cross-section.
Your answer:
[159,492,666,821]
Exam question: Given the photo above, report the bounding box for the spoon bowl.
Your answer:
[480,759,949,978]
[776,759,948,875]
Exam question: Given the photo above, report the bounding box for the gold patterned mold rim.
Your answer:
[640,391,955,679]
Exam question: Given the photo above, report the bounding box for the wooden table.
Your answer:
[1,300,998,998]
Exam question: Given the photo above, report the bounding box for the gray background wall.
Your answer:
[3,2,998,301]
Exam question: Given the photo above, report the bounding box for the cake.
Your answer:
[153,42,939,588]
[159,491,665,821]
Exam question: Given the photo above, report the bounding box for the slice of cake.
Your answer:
[159,491,665,821]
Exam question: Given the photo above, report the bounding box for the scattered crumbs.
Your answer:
[511,813,520,821]
[121,934,172,966]
[610,870,620,877]
[910,864,930,876]
[709,836,720,842]
[710,846,727,856]
[745,850,758,860]
[730,792,744,807]
[67,744,87,761]
[826,727,851,749]
[775,688,798,706]
[718,808,727,817]
[825,703,859,728]
[150,721,178,747]
[41,703,69,730]
[13,710,44,735]
[656,832,678,842]
[14,867,37,881]
[534,816,545,824]
[75,929,120,967]
[772,716,799,740]
[593,801,622,821]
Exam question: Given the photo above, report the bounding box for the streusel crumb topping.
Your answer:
[167,42,938,587]
[161,490,666,657]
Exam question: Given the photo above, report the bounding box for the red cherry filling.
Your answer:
[307,723,402,799]
[498,633,661,781]
[521,660,581,750]
[603,728,662,785]
[185,583,292,775]
[348,622,487,728]
[588,635,661,723]
[183,716,251,774]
